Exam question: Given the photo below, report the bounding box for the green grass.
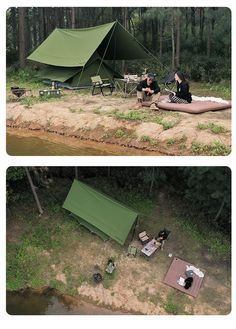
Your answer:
[164,291,192,315]
[190,81,231,99]
[69,107,84,113]
[114,128,126,138]
[191,140,231,155]
[176,217,231,257]
[93,108,101,114]
[167,135,187,148]
[197,122,228,134]
[109,109,179,130]
[140,135,151,142]
[167,138,176,146]
[6,68,45,91]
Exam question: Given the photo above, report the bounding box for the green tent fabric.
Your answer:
[71,59,123,86]
[28,21,148,86]
[63,180,139,245]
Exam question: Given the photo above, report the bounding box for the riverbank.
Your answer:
[7,128,161,156]
[7,287,127,315]
[6,177,231,315]
[6,92,231,155]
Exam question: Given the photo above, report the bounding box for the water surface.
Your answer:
[6,289,124,315]
[7,130,160,156]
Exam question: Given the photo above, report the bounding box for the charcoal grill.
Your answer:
[11,87,32,100]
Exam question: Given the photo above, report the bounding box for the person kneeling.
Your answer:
[136,73,161,110]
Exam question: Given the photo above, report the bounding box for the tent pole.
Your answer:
[77,63,86,87]
[131,216,139,242]
[96,22,116,75]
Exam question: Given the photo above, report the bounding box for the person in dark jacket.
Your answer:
[169,71,192,103]
[136,73,161,110]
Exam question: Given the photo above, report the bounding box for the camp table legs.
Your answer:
[114,79,138,98]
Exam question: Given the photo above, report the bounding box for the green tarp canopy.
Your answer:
[28,21,148,86]
[63,180,139,245]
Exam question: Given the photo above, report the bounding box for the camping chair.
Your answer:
[91,76,114,96]
[138,231,150,245]
[160,71,175,91]
[127,245,138,257]
[105,259,116,274]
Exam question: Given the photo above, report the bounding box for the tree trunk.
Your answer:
[175,12,181,69]
[159,19,163,60]
[18,7,26,68]
[10,7,18,55]
[75,167,78,180]
[71,7,76,28]
[206,20,211,57]
[149,168,155,196]
[191,7,196,37]
[25,168,43,215]
[121,7,129,74]
[214,199,225,223]
[171,15,175,70]
[199,8,205,42]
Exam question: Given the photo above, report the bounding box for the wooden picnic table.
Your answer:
[141,238,161,257]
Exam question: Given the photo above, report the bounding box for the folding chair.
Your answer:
[138,231,150,244]
[127,245,138,257]
[160,71,175,90]
[105,259,116,274]
[91,76,114,96]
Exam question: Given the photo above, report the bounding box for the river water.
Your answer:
[6,289,125,315]
[6,129,161,156]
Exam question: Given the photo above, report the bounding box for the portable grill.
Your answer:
[11,87,32,100]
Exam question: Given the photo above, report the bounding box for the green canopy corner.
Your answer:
[63,180,139,245]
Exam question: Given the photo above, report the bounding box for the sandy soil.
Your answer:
[6,93,231,155]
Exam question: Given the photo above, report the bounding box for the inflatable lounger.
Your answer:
[158,96,231,114]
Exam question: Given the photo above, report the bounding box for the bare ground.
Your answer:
[7,190,231,315]
[6,93,231,155]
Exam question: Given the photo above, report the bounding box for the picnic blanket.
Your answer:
[163,257,205,297]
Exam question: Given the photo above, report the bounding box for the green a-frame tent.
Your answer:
[27,21,149,86]
[63,180,139,245]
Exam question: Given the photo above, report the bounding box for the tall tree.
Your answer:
[18,7,26,68]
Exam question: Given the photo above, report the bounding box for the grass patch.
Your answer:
[167,135,187,148]
[191,141,231,155]
[93,108,101,114]
[197,122,228,134]
[69,107,84,113]
[109,109,179,130]
[140,135,151,142]
[114,128,126,138]
[167,138,176,146]
[102,270,118,289]
[6,240,51,290]
[137,288,163,306]
[164,291,192,315]
[190,81,231,99]
[176,217,231,257]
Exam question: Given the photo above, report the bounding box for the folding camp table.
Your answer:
[141,239,161,257]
